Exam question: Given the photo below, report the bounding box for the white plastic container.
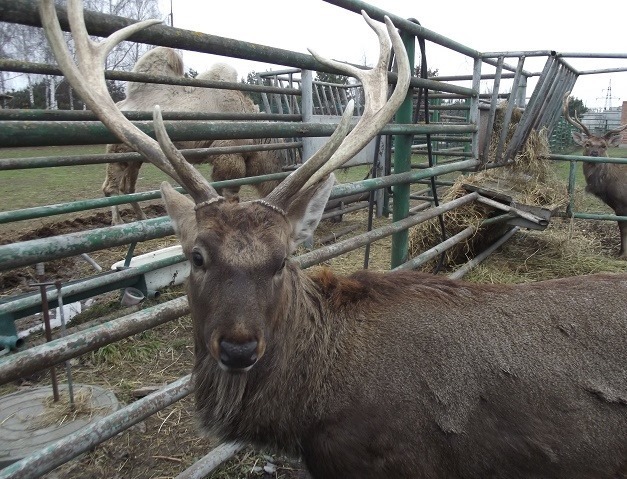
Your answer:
[111,245,190,292]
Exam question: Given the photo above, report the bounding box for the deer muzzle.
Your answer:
[218,339,259,371]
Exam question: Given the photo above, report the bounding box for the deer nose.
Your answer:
[219,339,259,370]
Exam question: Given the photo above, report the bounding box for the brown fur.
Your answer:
[164,192,627,479]
[105,47,285,224]
[571,125,627,258]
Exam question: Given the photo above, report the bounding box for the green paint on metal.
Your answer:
[391,31,416,268]
[0,121,476,148]
[567,160,577,217]
[0,173,290,224]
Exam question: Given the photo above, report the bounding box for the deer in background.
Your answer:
[563,93,627,258]
[43,1,627,477]
[104,46,284,224]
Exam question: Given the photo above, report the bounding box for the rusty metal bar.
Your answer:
[174,442,244,479]
[297,193,479,268]
[0,297,189,385]
[0,375,193,479]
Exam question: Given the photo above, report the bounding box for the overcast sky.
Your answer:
[159,0,626,110]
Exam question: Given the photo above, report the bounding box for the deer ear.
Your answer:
[606,131,623,147]
[285,174,335,250]
[571,131,586,146]
[160,182,198,255]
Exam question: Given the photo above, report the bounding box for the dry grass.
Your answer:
[33,387,114,430]
[408,104,568,269]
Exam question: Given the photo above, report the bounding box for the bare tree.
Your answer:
[0,0,161,107]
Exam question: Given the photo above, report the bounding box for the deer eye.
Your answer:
[274,257,287,277]
[191,250,204,268]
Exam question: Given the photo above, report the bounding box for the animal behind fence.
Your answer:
[104,46,286,224]
[41,0,627,477]
[563,93,627,258]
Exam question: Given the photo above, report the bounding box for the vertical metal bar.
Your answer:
[469,57,482,162]
[319,84,332,115]
[332,86,342,112]
[301,70,314,162]
[313,83,324,115]
[55,281,75,408]
[339,86,349,110]
[257,74,272,114]
[503,55,557,162]
[494,56,525,164]
[390,31,415,268]
[516,74,527,107]
[480,56,504,163]
[544,70,578,136]
[567,160,577,217]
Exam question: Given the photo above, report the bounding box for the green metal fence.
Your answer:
[1,0,625,477]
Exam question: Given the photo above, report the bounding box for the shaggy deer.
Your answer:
[563,93,627,258]
[104,46,284,224]
[42,1,627,477]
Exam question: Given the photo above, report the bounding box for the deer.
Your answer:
[41,1,627,478]
[103,45,285,225]
[563,93,627,258]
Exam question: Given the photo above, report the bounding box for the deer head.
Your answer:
[562,93,627,157]
[40,0,411,372]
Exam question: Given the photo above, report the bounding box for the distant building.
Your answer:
[581,103,625,145]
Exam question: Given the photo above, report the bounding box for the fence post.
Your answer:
[390,31,416,268]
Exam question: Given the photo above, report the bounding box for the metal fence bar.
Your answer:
[0,172,291,224]
[0,160,480,272]
[174,443,244,479]
[448,226,520,280]
[298,193,479,268]
[0,121,477,148]
[0,143,303,170]
[0,297,189,384]
[0,375,192,479]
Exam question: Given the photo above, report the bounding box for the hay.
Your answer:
[33,387,113,429]
[465,219,627,284]
[408,104,569,269]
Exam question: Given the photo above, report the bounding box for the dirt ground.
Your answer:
[1,197,625,479]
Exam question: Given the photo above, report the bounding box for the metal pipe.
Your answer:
[0,59,300,96]
[0,143,302,170]
[33,265,60,402]
[55,281,75,408]
[174,443,244,479]
[0,297,189,385]
[448,227,520,280]
[0,252,185,317]
[391,29,415,268]
[0,121,476,148]
[0,161,478,273]
[0,108,301,122]
[0,375,193,479]
[475,195,548,226]
[394,226,476,271]
[297,193,479,268]
[0,173,290,224]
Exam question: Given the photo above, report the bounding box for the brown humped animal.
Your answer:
[42,1,627,477]
[104,46,282,224]
[563,93,627,258]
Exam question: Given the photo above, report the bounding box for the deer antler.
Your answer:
[265,11,411,208]
[562,92,591,137]
[39,0,220,204]
[41,0,409,209]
